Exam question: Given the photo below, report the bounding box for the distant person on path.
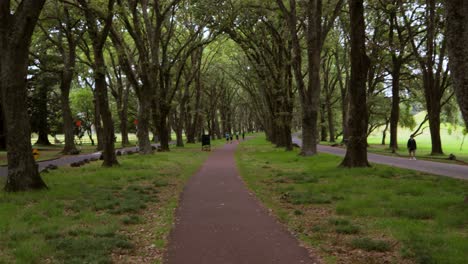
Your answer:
[230,134,233,144]
[407,134,417,160]
[242,132,245,140]
[225,133,230,143]
[236,132,239,141]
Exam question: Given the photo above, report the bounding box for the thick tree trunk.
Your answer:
[36,131,51,146]
[0,101,6,150]
[159,110,170,151]
[389,63,401,152]
[34,84,51,146]
[175,126,184,147]
[60,69,78,154]
[340,0,370,167]
[94,51,118,166]
[423,74,444,155]
[428,105,443,154]
[1,0,48,191]
[137,93,153,154]
[446,0,468,130]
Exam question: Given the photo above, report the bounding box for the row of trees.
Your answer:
[1,0,467,191]
[224,0,468,166]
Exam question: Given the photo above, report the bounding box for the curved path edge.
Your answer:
[293,137,468,180]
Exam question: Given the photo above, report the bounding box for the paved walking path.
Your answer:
[165,142,317,264]
[0,144,160,177]
[293,137,468,180]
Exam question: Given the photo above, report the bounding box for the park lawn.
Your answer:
[236,137,468,264]
[0,141,219,263]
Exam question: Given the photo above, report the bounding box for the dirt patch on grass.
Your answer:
[111,179,184,263]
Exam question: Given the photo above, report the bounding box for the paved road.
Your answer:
[293,137,468,180]
[165,142,317,264]
[0,144,159,177]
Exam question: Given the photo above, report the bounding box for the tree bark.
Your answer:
[0,100,6,150]
[119,87,130,147]
[389,63,401,152]
[446,0,468,130]
[340,0,370,167]
[34,83,51,146]
[0,0,48,191]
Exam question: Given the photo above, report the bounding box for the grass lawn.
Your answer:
[0,140,221,263]
[236,137,468,264]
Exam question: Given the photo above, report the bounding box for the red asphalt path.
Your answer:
[165,142,317,264]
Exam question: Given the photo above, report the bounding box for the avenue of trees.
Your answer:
[1,0,467,191]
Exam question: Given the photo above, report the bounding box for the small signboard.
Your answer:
[201,134,211,151]
[32,148,40,160]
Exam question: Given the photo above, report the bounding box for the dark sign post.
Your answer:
[201,134,211,151]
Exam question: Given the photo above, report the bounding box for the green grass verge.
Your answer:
[0,142,216,263]
[236,136,468,264]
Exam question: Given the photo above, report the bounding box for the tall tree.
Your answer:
[276,0,343,156]
[77,0,118,166]
[340,0,370,167]
[38,2,83,154]
[446,0,468,130]
[0,0,48,191]
[400,0,450,155]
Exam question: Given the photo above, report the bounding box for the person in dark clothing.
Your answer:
[242,132,245,140]
[230,134,233,143]
[235,133,239,141]
[407,134,417,160]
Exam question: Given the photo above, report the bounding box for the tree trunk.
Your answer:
[119,107,129,147]
[428,103,443,154]
[93,95,104,151]
[389,63,401,152]
[326,100,336,142]
[159,109,170,151]
[340,0,370,167]
[382,120,389,145]
[1,0,48,191]
[175,126,184,147]
[34,83,51,146]
[137,93,153,154]
[446,0,468,130]
[0,101,6,150]
[60,67,78,154]
[94,51,118,166]
[320,105,327,142]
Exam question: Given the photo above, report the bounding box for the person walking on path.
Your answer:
[225,132,230,144]
[235,132,239,141]
[229,134,233,144]
[242,131,245,140]
[407,134,417,160]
